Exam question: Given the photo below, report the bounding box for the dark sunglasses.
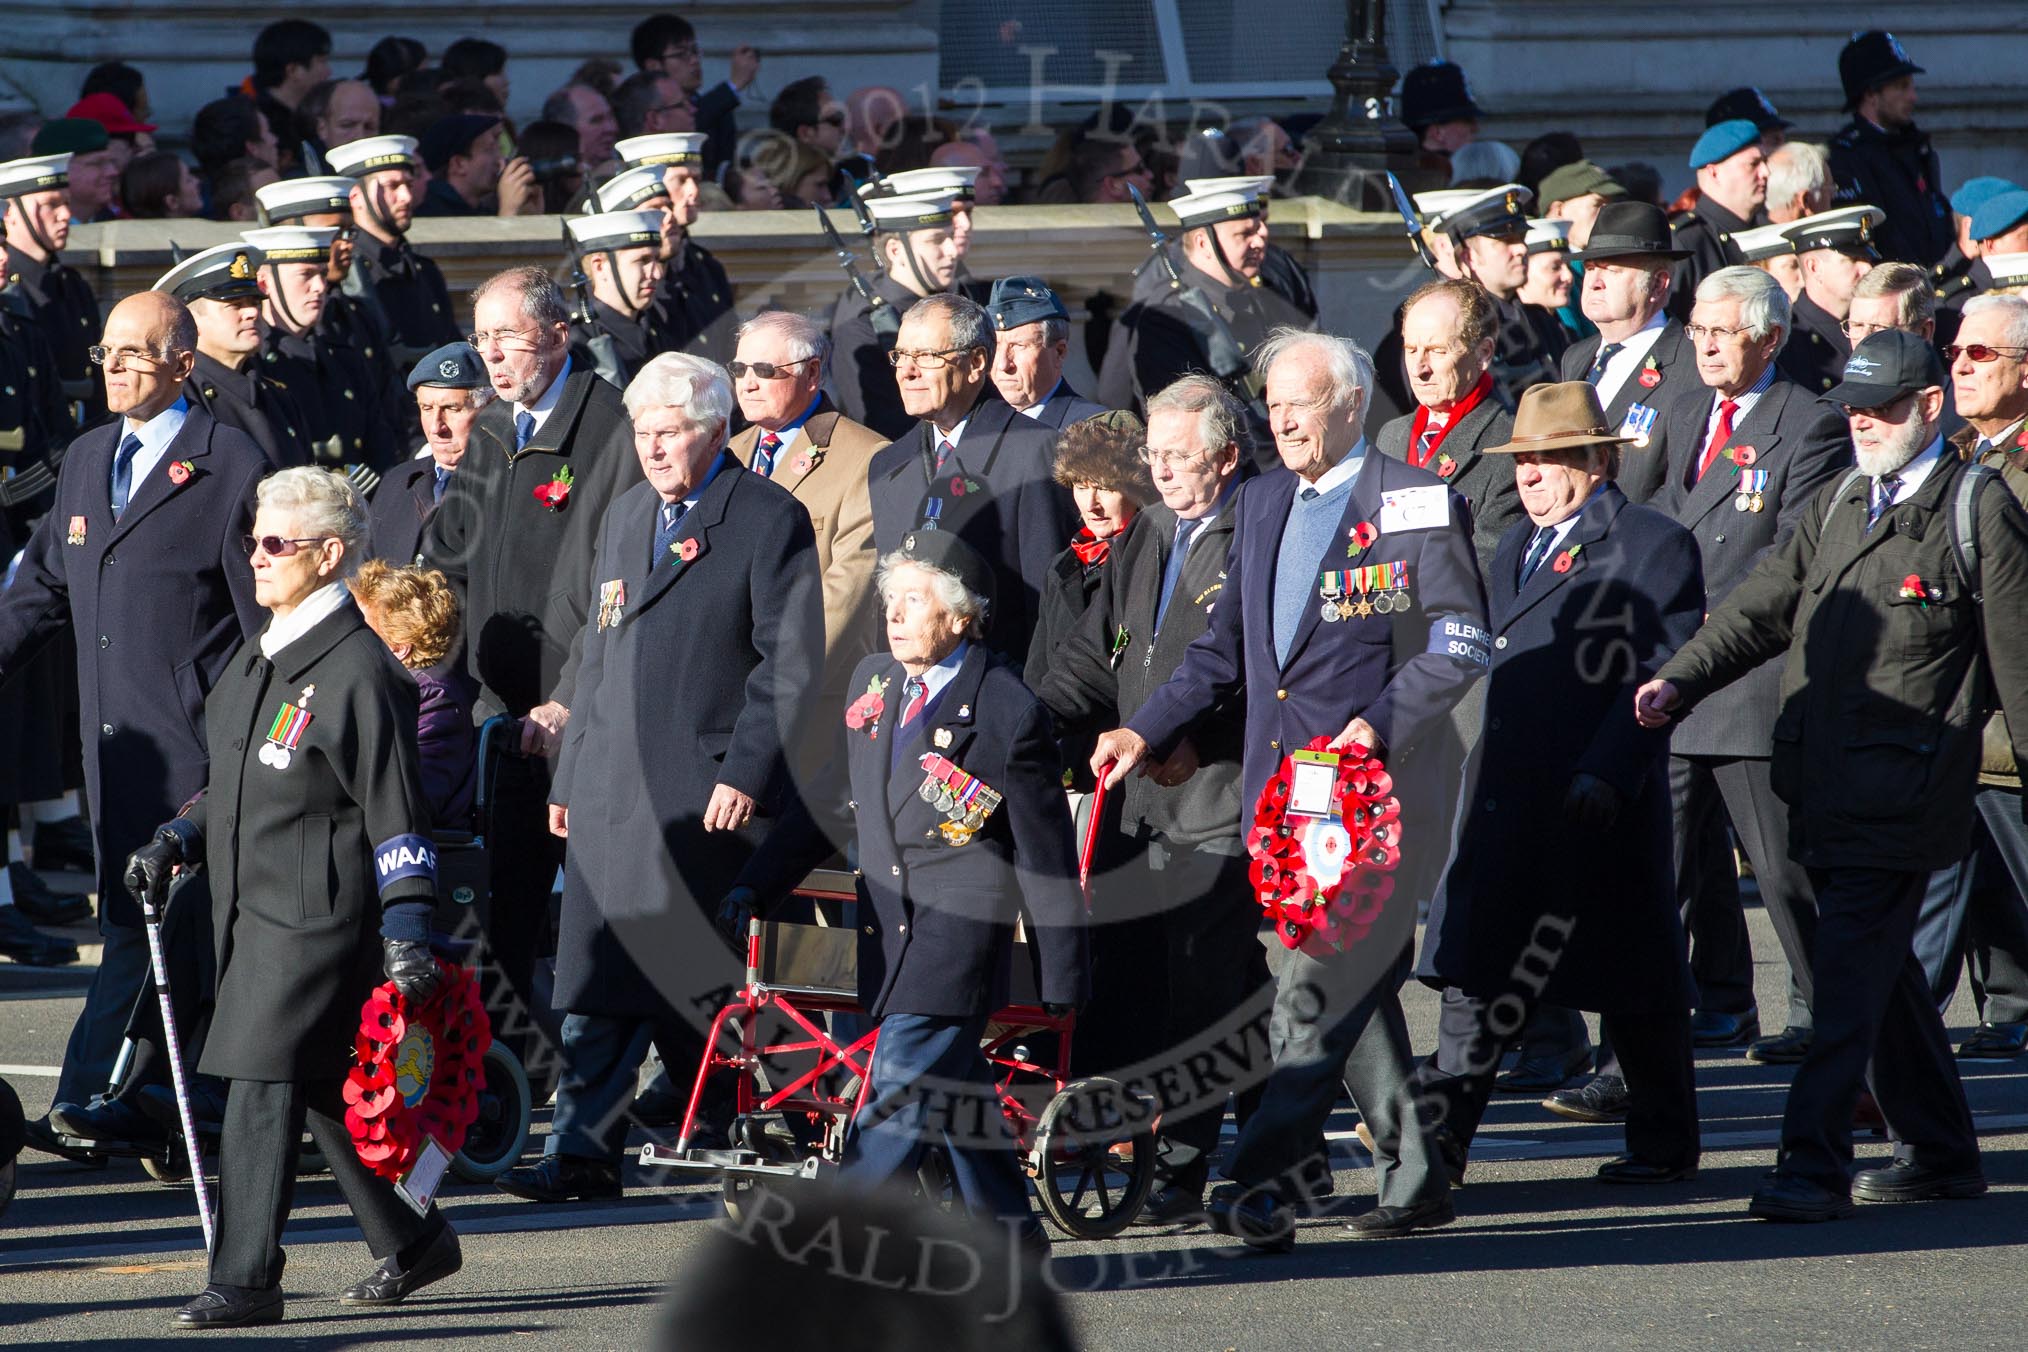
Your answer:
[1945,342,2028,364]
[819,111,847,128]
[242,534,331,558]
[727,358,817,380]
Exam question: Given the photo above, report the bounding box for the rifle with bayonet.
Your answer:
[560,218,627,390]
[816,205,900,346]
[1124,184,1253,396]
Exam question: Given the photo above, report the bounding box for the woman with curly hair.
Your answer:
[348,559,476,828]
[1024,410,1151,694]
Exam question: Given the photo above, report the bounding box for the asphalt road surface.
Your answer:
[5,896,2025,1351]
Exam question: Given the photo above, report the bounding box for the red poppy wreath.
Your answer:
[343,960,492,1180]
[1246,735,1404,957]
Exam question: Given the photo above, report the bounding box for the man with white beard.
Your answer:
[1635,329,2028,1222]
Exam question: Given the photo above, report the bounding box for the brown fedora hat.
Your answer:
[1484,382,1639,454]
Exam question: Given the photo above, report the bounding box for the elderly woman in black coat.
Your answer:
[125,467,454,1329]
[1022,409,1152,694]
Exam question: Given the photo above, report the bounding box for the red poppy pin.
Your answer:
[1638,359,1661,389]
[532,465,574,511]
[1435,452,1458,479]
[845,674,889,737]
[790,453,813,476]
[1729,445,1757,467]
[167,459,194,485]
[1899,573,1928,605]
[1552,542,1583,575]
[1346,521,1378,556]
[676,537,700,563]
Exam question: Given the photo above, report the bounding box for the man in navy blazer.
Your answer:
[367,341,489,566]
[732,530,1088,1234]
[0,291,266,1140]
[1095,329,1490,1249]
[865,294,1078,665]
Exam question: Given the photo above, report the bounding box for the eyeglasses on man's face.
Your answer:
[728,357,818,380]
[886,347,980,370]
[89,345,181,371]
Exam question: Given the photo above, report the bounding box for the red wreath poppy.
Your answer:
[344,962,491,1181]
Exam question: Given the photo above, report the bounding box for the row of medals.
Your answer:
[1322,587,1406,622]
[1734,491,1767,513]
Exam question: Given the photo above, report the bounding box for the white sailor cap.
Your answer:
[1730,221,1797,263]
[256,176,358,223]
[1436,183,1532,240]
[1181,175,1276,200]
[1411,188,1482,230]
[1981,252,2028,290]
[567,210,666,252]
[1170,183,1268,230]
[1524,217,1573,255]
[325,135,419,177]
[865,192,958,232]
[1779,205,1887,258]
[242,226,337,266]
[154,241,264,302]
[0,154,71,199]
[595,165,672,213]
[615,133,709,169]
[864,166,981,202]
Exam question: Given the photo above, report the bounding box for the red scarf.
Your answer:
[1069,526,1114,568]
[1405,372,1495,468]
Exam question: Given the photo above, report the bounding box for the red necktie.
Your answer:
[1696,399,1738,482]
[900,677,927,728]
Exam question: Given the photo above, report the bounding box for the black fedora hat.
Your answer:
[1575,200,1691,261]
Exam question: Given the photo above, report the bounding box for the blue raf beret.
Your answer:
[1970,190,2028,244]
[1687,119,1762,171]
[986,275,1068,331]
[1954,177,2021,222]
[407,342,489,391]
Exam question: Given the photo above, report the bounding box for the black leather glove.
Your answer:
[1563,773,1624,832]
[716,886,758,948]
[123,827,185,908]
[382,938,442,1005]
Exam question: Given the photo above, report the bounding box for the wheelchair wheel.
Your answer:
[1029,1077,1157,1240]
[452,1042,533,1182]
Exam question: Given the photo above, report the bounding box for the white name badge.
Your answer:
[395,1135,454,1216]
[1378,485,1449,533]
[1618,402,1660,448]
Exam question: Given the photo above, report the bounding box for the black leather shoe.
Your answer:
[1133,1184,1204,1225]
[173,1284,283,1328]
[1748,1172,1854,1222]
[22,1112,106,1166]
[1747,1026,1814,1064]
[31,816,96,873]
[1955,1022,2028,1061]
[8,863,89,926]
[1494,1050,1592,1093]
[1344,1194,1454,1238]
[0,905,78,966]
[1691,1008,1760,1047]
[1850,1158,1988,1203]
[1542,1074,1629,1123]
[1597,1155,1698,1184]
[1205,1183,1295,1254]
[51,1095,166,1147]
[340,1224,462,1304]
[495,1153,621,1202]
[135,1081,228,1139]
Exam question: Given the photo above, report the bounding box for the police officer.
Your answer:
[326,135,460,370]
[1098,177,1312,452]
[565,210,667,386]
[1670,120,1768,318]
[1440,184,1568,405]
[246,225,401,470]
[369,342,490,566]
[153,242,312,469]
[1705,87,1793,148]
[1400,59,1482,178]
[831,191,963,440]
[1777,207,1885,395]
[611,133,736,362]
[0,152,100,421]
[1638,330,2028,1221]
[126,467,457,1327]
[1828,31,1953,268]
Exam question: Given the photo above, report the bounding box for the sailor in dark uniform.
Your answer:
[565,210,667,388]
[1180,174,1321,322]
[1440,184,1568,405]
[609,134,735,363]
[325,135,460,372]
[1669,120,1769,320]
[153,243,312,469]
[246,225,400,471]
[0,153,102,422]
[873,165,991,301]
[369,342,490,567]
[1098,177,1312,454]
[1776,207,1885,397]
[255,176,405,412]
[832,190,966,440]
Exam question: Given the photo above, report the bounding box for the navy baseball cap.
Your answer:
[1826,330,1945,409]
[407,342,489,391]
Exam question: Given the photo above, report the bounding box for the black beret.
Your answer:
[896,529,996,616]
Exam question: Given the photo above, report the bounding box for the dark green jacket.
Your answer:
[1657,444,2028,870]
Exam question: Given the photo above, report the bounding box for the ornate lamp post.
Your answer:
[1293,0,1426,209]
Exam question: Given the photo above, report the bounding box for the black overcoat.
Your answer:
[548,467,822,1017]
[1559,320,1700,504]
[182,597,438,1080]
[1421,484,1703,1013]
[366,455,443,567]
[0,408,265,916]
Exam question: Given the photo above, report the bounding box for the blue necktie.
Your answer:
[653,500,688,569]
[1519,526,1556,585]
[1587,341,1623,386]
[1867,475,1902,531]
[111,433,143,520]
[514,410,536,452]
[753,432,780,478]
[1155,517,1195,632]
[935,439,955,472]
[432,466,450,504]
